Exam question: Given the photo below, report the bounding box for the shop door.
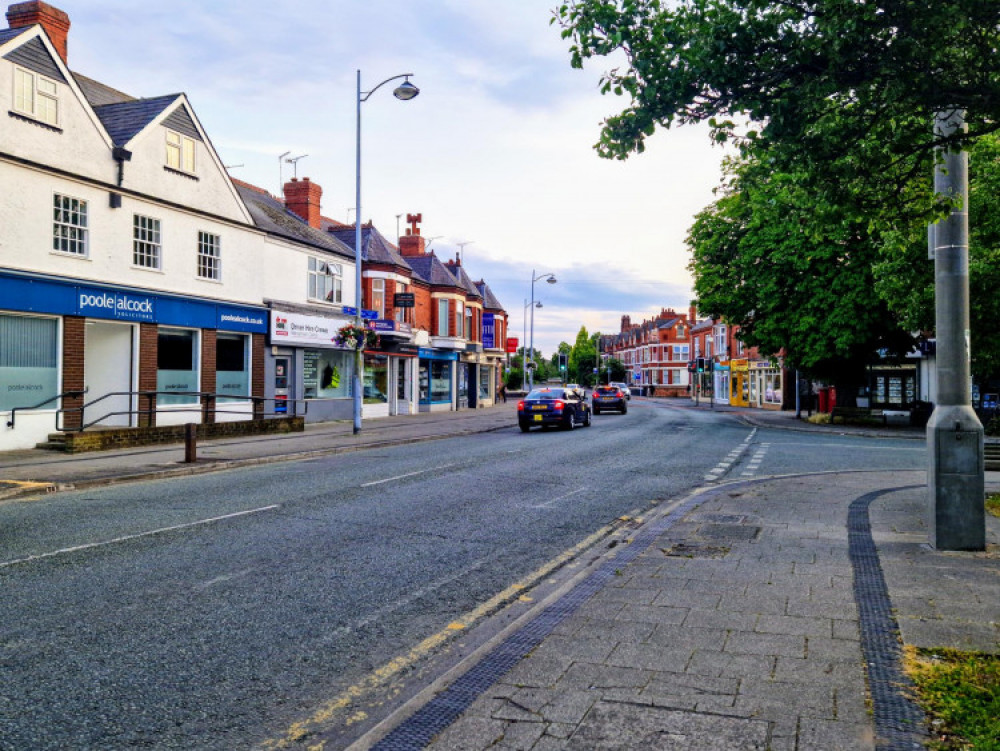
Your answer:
[84,321,135,426]
[467,364,477,408]
[457,364,469,409]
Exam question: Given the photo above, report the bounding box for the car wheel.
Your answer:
[563,414,575,430]
[519,421,530,432]
[584,410,591,427]
[621,405,627,414]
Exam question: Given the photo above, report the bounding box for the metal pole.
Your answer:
[529,271,536,391]
[353,69,364,435]
[523,299,528,392]
[927,109,985,550]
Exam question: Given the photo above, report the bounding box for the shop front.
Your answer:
[418,348,457,412]
[371,319,417,416]
[459,344,484,409]
[730,359,750,407]
[750,360,784,410]
[0,269,267,451]
[868,363,918,411]
[268,306,354,423]
[714,361,731,406]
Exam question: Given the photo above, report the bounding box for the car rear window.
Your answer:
[595,387,618,395]
[527,389,564,400]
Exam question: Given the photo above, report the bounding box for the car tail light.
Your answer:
[517,400,525,411]
[554,400,565,411]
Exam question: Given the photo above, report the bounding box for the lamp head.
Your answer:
[393,79,420,101]
[546,275,557,284]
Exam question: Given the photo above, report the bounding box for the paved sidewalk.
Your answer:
[357,470,999,751]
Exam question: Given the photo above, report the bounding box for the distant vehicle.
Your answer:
[592,385,628,414]
[565,383,586,398]
[610,382,632,400]
[517,388,592,432]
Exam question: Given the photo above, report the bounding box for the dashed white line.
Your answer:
[361,463,456,487]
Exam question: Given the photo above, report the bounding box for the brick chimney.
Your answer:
[398,212,426,257]
[621,315,631,332]
[6,1,70,63]
[689,304,697,324]
[283,177,322,229]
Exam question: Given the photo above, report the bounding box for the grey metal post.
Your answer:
[927,109,985,550]
[353,69,364,435]
[529,272,536,391]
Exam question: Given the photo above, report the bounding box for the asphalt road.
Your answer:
[0,401,924,750]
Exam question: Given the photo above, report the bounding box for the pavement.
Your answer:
[2,398,998,750]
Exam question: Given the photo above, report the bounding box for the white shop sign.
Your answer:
[270,310,352,348]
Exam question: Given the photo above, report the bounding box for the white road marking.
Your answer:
[531,487,587,508]
[0,505,281,569]
[361,464,456,487]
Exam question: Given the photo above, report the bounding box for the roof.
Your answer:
[406,253,461,288]
[475,281,504,311]
[0,26,28,45]
[657,317,681,329]
[326,223,412,271]
[92,94,180,147]
[73,72,135,107]
[442,261,482,299]
[234,181,354,259]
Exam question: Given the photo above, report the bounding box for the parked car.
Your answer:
[610,382,632,400]
[517,388,592,432]
[592,385,628,414]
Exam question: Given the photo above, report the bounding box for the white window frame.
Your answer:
[394,282,412,324]
[371,278,385,319]
[166,130,196,173]
[714,324,727,355]
[52,193,88,257]
[197,231,221,280]
[455,300,464,339]
[133,214,162,270]
[14,66,59,126]
[465,306,473,340]
[437,299,449,337]
[308,257,342,304]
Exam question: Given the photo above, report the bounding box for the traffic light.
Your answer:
[558,353,568,371]
[696,357,706,373]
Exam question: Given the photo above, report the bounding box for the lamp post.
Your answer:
[353,70,419,435]
[523,299,541,391]
[528,270,557,391]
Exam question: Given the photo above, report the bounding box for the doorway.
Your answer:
[84,321,136,426]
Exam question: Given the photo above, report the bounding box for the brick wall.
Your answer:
[138,323,158,427]
[201,329,217,424]
[61,316,85,430]
[252,333,265,419]
[413,282,432,332]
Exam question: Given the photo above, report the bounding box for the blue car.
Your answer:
[517,388,592,432]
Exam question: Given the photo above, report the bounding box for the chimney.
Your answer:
[454,252,461,267]
[283,177,322,229]
[621,315,631,332]
[6,1,69,63]
[689,304,697,324]
[398,213,426,257]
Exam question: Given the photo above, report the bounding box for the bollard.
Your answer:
[184,422,197,463]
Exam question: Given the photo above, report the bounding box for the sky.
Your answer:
[62,0,728,357]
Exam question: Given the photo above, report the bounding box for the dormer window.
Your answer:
[14,67,58,126]
[166,130,196,174]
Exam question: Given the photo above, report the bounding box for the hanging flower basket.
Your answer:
[334,323,378,350]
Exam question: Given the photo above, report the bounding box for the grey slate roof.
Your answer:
[0,26,28,46]
[93,94,181,147]
[475,281,504,311]
[73,72,135,107]
[407,253,461,288]
[235,182,354,260]
[326,223,412,271]
[442,261,482,299]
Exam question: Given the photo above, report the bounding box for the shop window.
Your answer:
[216,333,249,401]
[0,313,58,411]
[157,328,199,405]
[479,367,491,401]
[364,353,388,404]
[53,194,88,256]
[422,361,451,403]
[303,349,351,399]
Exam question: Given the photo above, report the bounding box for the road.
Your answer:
[0,401,924,750]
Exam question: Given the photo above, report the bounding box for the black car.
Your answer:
[592,385,628,414]
[517,388,592,432]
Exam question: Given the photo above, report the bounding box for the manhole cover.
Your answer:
[661,543,730,558]
[697,523,761,542]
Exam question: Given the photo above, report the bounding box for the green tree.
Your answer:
[604,357,627,383]
[569,326,598,385]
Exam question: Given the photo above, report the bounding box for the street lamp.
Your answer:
[523,299,542,391]
[528,270,557,391]
[353,70,419,435]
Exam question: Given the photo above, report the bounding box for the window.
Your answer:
[308,257,342,303]
[437,299,449,337]
[0,313,58,411]
[14,67,58,126]
[166,130,196,173]
[714,324,727,356]
[216,333,249,401]
[156,328,198,405]
[455,300,464,338]
[197,231,221,280]
[53,194,88,256]
[363,353,388,404]
[303,349,351,399]
[371,278,385,319]
[394,283,412,324]
[465,306,473,340]
[133,214,161,269]
[673,344,689,361]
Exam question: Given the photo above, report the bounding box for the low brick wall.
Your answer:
[44,417,305,454]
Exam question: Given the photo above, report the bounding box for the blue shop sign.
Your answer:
[342,306,378,321]
[482,313,495,349]
[417,347,459,361]
[0,271,267,333]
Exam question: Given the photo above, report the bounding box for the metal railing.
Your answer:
[6,388,88,429]
[6,389,305,433]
